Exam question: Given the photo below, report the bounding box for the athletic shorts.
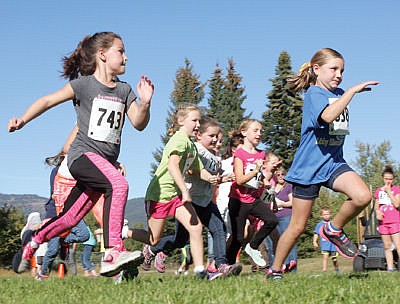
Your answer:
[378,222,400,235]
[292,164,353,200]
[321,250,339,258]
[145,195,185,219]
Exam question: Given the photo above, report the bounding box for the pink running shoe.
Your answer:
[319,222,358,258]
[154,251,167,273]
[141,244,155,271]
[100,248,143,277]
[17,241,37,274]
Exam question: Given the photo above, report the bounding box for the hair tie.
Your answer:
[298,62,312,74]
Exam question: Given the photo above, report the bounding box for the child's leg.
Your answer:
[322,253,329,271]
[332,256,339,271]
[130,217,166,245]
[175,204,203,268]
[390,232,400,269]
[249,200,278,249]
[331,171,371,229]
[271,198,313,271]
[382,234,394,270]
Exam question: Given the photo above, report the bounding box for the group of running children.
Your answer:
[8,31,380,282]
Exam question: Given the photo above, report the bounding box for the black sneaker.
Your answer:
[265,268,283,281]
[319,223,358,258]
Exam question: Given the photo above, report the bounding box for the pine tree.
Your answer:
[208,59,247,144]
[261,51,303,169]
[150,58,205,173]
[207,64,225,118]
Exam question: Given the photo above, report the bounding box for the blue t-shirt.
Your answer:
[314,221,337,252]
[285,85,348,185]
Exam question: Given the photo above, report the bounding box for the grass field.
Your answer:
[1,257,399,304]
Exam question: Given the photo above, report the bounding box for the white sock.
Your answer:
[193,265,205,273]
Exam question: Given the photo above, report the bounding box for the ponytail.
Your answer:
[289,48,344,93]
[61,32,121,80]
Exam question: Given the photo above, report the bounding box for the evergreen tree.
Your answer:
[0,204,24,266]
[151,58,205,173]
[353,140,399,191]
[207,64,225,119]
[261,51,303,169]
[208,59,246,143]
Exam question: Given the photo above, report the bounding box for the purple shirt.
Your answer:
[275,183,293,218]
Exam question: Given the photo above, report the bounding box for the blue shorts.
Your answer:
[292,164,353,200]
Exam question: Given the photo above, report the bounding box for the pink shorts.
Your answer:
[378,222,400,235]
[145,195,185,219]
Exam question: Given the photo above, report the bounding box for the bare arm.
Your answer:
[8,83,74,132]
[313,233,319,248]
[320,81,379,123]
[62,124,79,154]
[168,153,191,204]
[234,157,263,186]
[276,193,293,208]
[126,76,154,131]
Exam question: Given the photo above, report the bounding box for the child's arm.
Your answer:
[320,81,379,124]
[313,233,319,249]
[127,76,154,131]
[234,157,263,186]
[383,184,400,208]
[276,193,293,208]
[8,83,74,132]
[62,124,78,154]
[168,153,191,203]
[199,169,219,185]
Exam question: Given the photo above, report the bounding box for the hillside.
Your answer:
[0,193,147,226]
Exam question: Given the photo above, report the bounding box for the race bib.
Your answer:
[88,97,125,144]
[244,163,263,189]
[378,190,392,206]
[328,98,349,135]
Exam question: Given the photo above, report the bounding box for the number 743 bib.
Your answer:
[328,98,350,135]
[88,96,125,144]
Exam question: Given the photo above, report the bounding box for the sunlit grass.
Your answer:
[1,258,399,303]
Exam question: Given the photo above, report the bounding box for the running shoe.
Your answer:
[207,271,224,281]
[154,251,167,273]
[283,260,297,273]
[265,268,283,281]
[194,269,208,279]
[207,265,218,273]
[217,263,243,277]
[100,248,143,277]
[319,223,358,258]
[18,241,37,273]
[244,244,266,267]
[35,273,49,281]
[141,244,155,271]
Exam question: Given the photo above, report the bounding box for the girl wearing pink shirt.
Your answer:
[374,165,400,272]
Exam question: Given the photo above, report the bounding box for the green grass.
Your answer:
[1,259,400,304]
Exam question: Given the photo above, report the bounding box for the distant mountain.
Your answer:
[0,193,147,226]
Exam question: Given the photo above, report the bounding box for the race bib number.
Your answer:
[88,97,125,144]
[378,190,392,206]
[244,163,263,189]
[328,98,349,135]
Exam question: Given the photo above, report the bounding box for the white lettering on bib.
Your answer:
[328,98,349,135]
[88,96,125,144]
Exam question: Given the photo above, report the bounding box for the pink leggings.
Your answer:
[34,152,128,249]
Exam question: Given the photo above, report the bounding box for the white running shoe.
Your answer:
[244,244,266,267]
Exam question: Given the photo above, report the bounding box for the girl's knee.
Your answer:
[353,191,372,207]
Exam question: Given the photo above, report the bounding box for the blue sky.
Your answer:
[1,0,399,199]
